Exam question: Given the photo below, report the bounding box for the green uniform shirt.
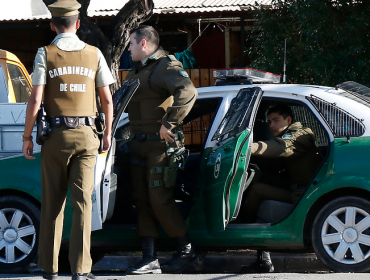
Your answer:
[252,122,322,187]
[126,47,197,133]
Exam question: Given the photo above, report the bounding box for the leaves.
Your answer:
[249,0,370,86]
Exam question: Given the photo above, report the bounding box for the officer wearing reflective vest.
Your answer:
[124,25,198,274]
[22,1,114,279]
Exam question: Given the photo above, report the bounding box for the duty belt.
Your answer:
[49,116,95,128]
[133,133,162,142]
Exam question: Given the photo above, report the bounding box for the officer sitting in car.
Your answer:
[239,104,322,273]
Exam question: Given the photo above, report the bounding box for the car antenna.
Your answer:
[283,39,287,84]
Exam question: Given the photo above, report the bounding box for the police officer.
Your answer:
[240,105,322,273]
[22,1,114,279]
[124,25,198,274]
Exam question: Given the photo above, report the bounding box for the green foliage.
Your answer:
[248,0,370,86]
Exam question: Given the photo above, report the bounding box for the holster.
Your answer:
[36,103,51,145]
[94,112,106,153]
[150,130,188,188]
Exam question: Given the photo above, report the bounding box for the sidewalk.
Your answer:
[92,251,330,273]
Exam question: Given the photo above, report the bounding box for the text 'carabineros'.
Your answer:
[48,66,96,80]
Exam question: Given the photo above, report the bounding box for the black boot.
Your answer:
[161,234,198,273]
[126,238,161,274]
[240,250,274,273]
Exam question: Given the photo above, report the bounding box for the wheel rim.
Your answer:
[322,206,370,265]
[0,208,36,263]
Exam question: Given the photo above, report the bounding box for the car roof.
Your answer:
[198,83,370,137]
[0,49,23,64]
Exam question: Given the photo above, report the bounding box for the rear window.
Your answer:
[307,95,365,138]
[336,81,370,108]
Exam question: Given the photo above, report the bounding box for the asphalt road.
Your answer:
[0,273,368,280]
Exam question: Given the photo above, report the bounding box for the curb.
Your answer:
[92,252,329,273]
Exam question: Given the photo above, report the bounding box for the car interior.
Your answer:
[233,98,330,225]
[109,97,222,224]
[107,96,330,227]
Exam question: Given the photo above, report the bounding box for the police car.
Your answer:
[1,66,370,273]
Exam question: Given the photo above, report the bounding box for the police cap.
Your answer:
[48,0,81,17]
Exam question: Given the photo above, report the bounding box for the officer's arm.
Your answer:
[98,86,113,152]
[22,85,45,159]
[159,64,198,131]
[252,139,288,157]
[253,134,313,158]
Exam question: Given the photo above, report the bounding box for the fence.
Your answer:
[119,68,217,88]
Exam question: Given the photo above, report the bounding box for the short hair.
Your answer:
[266,104,294,121]
[51,14,79,29]
[130,25,159,48]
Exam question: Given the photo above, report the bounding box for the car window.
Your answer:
[6,63,31,103]
[0,65,8,103]
[291,105,329,146]
[336,81,370,108]
[307,95,365,137]
[254,99,330,147]
[182,97,222,153]
[212,87,262,141]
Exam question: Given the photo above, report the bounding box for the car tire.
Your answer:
[312,196,370,272]
[0,195,40,272]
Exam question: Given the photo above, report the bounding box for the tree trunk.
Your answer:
[43,0,153,93]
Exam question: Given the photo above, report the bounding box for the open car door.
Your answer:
[203,87,262,233]
[91,79,139,231]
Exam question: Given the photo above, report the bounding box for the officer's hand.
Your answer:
[102,134,111,153]
[22,140,35,160]
[160,125,176,142]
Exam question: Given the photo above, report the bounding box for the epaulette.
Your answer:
[167,55,177,61]
[149,53,158,60]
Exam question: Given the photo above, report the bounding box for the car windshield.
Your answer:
[336,81,370,109]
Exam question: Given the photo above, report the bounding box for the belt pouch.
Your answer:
[64,117,79,128]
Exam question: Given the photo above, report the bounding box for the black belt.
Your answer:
[133,133,162,142]
[49,116,95,128]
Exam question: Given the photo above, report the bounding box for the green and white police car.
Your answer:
[1,67,370,273]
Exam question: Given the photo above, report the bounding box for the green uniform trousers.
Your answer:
[38,125,99,274]
[129,138,187,238]
[241,182,294,223]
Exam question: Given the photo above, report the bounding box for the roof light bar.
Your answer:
[213,68,281,84]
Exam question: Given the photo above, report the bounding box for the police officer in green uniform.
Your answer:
[22,1,114,279]
[124,25,198,274]
[240,105,322,273]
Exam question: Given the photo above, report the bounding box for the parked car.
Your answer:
[0,49,35,159]
[1,66,370,273]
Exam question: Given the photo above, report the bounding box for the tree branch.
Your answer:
[41,0,154,93]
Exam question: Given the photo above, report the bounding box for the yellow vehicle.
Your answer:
[0,50,33,158]
[0,49,32,103]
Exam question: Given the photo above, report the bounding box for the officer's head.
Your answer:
[266,105,294,137]
[128,25,159,62]
[48,0,81,34]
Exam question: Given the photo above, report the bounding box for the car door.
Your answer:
[91,79,139,231]
[203,87,262,233]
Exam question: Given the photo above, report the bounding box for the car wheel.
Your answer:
[312,196,370,272]
[0,196,40,272]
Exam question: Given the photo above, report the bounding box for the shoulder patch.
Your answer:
[281,133,293,140]
[179,69,189,78]
[168,55,177,61]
